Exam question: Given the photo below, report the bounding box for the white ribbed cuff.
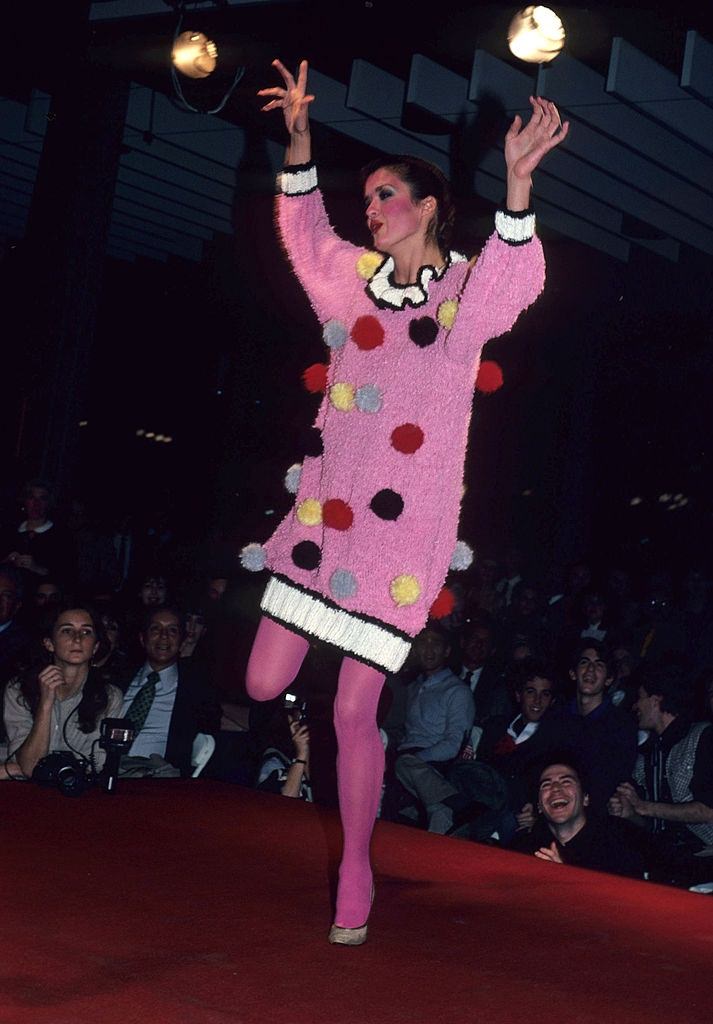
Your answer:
[278,164,318,196]
[261,576,412,673]
[495,209,536,245]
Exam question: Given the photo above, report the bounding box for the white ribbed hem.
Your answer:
[261,576,412,673]
[278,165,318,196]
[494,209,536,244]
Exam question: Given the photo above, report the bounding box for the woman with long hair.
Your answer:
[4,604,123,778]
[242,59,568,943]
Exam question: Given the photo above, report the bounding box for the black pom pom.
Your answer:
[370,489,404,521]
[409,317,438,348]
[291,541,321,570]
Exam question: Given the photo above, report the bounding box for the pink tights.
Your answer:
[246,616,385,927]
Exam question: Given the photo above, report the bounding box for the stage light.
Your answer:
[136,429,145,437]
[146,431,155,439]
[629,497,643,507]
[508,6,565,64]
[172,30,217,79]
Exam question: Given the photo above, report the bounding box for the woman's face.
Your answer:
[363,168,431,254]
[45,609,99,668]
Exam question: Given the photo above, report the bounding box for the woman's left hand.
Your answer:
[505,96,569,181]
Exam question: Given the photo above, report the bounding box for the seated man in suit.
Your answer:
[458,613,512,727]
[120,606,221,777]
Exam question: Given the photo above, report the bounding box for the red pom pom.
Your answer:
[351,315,385,351]
[429,587,456,619]
[302,363,328,393]
[475,360,504,394]
[390,423,424,454]
[322,498,354,531]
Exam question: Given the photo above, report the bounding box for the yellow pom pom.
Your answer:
[330,382,356,412]
[437,299,459,330]
[296,498,322,526]
[356,251,383,281]
[390,574,421,607]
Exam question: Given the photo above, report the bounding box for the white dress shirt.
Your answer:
[122,662,179,758]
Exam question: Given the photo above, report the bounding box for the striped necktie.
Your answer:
[125,670,160,733]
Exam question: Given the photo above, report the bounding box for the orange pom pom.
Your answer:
[302,363,328,393]
[475,360,504,394]
[429,587,456,619]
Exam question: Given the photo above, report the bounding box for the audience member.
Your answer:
[547,640,638,812]
[3,604,123,777]
[92,609,130,689]
[0,479,73,585]
[497,580,550,662]
[513,756,645,878]
[256,699,312,800]
[608,662,713,883]
[33,580,63,614]
[0,567,30,684]
[451,658,559,842]
[180,608,209,663]
[390,623,475,834]
[494,548,524,612]
[457,613,511,727]
[119,605,220,777]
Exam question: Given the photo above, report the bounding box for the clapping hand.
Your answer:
[535,841,563,864]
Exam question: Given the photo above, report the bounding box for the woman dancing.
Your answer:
[243,58,568,944]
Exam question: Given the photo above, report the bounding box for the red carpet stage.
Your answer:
[2,780,711,1024]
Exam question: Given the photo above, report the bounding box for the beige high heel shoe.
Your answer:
[328,884,374,946]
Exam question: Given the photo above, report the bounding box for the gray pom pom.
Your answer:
[284,463,302,494]
[450,541,474,571]
[329,568,358,600]
[355,384,383,413]
[240,543,267,572]
[323,319,348,349]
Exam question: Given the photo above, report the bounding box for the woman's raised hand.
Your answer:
[37,665,65,707]
[258,59,314,137]
[505,96,569,181]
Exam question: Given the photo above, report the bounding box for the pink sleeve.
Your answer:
[445,231,545,367]
[276,174,362,324]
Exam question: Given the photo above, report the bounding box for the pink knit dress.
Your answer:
[242,163,545,673]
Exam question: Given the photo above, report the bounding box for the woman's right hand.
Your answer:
[258,59,314,138]
[37,665,64,707]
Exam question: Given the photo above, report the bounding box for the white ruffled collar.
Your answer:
[18,519,53,534]
[365,250,467,310]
